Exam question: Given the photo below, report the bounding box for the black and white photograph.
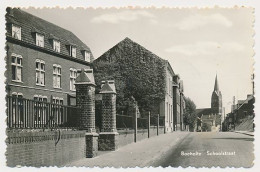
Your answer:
[1,1,258,170]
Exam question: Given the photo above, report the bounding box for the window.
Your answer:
[36,60,45,86]
[52,97,64,105]
[34,95,47,102]
[83,51,91,62]
[171,105,173,123]
[36,33,44,47]
[70,68,77,91]
[169,78,171,94]
[53,40,60,52]
[70,46,76,57]
[11,53,22,82]
[12,24,21,40]
[51,97,64,125]
[11,92,23,126]
[34,95,47,126]
[166,102,168,123]
[53,64,61,88]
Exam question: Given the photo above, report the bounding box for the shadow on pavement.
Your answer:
[210,137,254,142]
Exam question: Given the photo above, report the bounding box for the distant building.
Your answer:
[195,75,222,132]
[163,62,175,132]
[6,8,94,105]
[232,94,254,124]
[172,75,185,131]
[93,37,184,132]
[223,94,254,131]
[211,75,222,114]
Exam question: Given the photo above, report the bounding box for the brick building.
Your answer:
[6,8,94,105]
[93,37,184,132]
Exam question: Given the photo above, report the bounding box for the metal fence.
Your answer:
[137,117,147,129]
[6,96,79,129]
[159,116,165,126]
[116,114,133,129]
[116,114,164,130]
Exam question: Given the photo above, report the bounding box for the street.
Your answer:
[67,131,254,168]
[154,132,254,168]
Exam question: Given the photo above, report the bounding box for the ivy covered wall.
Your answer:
[93,38,167,116]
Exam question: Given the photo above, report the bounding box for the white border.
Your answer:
[0,1,259,172]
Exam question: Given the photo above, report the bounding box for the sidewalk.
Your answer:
[234,131,254,136]
[66,131,190,167]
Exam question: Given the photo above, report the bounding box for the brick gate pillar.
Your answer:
[75,69,98,158]
[98,80,119,151]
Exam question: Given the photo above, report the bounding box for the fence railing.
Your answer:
[116,114,165,130]
[159,116,165,126]
[137,117,147,129]
[116,115,133,129]
[6,96,80,129]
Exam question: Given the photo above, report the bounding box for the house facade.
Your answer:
[160,62,174,132]
[172,75,185,131]
[6,8,94,106]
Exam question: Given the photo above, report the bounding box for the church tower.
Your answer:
[211,75,222,114]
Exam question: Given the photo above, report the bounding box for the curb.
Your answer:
[234,131,254,136]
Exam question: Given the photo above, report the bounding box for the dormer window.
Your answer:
[36,33,44,47]
[83,50,91,62]
[69,46,76,58]
[53,39,60,52]
[12,24,21,40]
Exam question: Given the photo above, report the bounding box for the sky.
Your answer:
[23,7,254,113]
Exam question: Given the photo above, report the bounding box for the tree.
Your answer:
[183,97,197,131]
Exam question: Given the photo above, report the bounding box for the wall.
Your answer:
[117,130,134,147]
[150,126,165,136]
[150,126,158,137]
[117,127,165,148]
[6,130,86,167]
[136,129,148,141]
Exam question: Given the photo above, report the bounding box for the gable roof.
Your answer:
[6,8,94,62]
[94,37,166,63]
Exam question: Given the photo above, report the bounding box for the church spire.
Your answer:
[214,74,219,91]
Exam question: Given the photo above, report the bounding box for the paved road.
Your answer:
[154,132,254,168]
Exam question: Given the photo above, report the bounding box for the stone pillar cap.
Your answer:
[100,80,116,94]
[75,68,96,86]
